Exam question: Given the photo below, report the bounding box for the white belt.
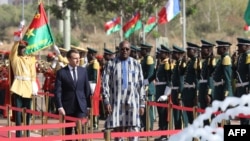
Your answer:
[15,76,31,81]
[155,82,167,85]
[214,80,224,86]
[184,83,195,88]
[172,86,179,90]
[236,82,249,87]
[199,80,207,83]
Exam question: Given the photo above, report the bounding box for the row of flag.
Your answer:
[19,0,250,55]
[104,0,181,38]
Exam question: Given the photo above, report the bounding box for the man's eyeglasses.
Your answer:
[120,48,130,51]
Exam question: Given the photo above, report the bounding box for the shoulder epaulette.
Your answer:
[246,53,250,64]
[93,60,100,69]
[147,56,154,65]
[164,61,170,70]
[222,55,231,65]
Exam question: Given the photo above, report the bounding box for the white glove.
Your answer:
[51,59,57,69]
[53,45,61,56]
[157,95,168,102]
[32,81,39,95]
[13,20,25,41]
[89,82,96,95]
[58,107,65,115]
[164,86,171,96]
[143,79,149,85]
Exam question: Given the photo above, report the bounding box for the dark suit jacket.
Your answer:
[54,66,91,116]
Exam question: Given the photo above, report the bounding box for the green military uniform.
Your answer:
[213,41,233,101]
[180,42,200,125]
[234,37,250,125]
[198,40,216,126]
[171,45,185,129]
[87,47,100,130]
[140,43,155,131]
[154,45,172,134]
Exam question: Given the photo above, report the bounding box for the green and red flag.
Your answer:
[144,16,157,33]
[244,0,250,31]
[104,17,121,35]
[123,12,142,38]
[23,2,54,54]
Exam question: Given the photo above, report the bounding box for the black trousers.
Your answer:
[13,94,32,137]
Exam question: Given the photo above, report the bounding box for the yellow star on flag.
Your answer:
[34,13,40,19]
[25,28,35,38]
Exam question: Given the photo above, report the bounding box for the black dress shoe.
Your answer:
[154,136,168,141]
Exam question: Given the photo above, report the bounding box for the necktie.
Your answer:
[72,68,77,84]
[122,60,128,89]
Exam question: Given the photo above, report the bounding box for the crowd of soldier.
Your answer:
[0,37,250,140]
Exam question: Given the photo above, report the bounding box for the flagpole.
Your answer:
[182,0,186,49]
[22,0,24,21]
[120,9,123,42]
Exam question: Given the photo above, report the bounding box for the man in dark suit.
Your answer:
[54,49,91,136]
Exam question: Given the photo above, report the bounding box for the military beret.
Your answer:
[71,45,88,52]
[160,44,171,53]
[87,47,98,53]
[186,42,200,50]
[201,39,215,48]
[19,40,28,47]
[47,52,56,58]
[140,42,153,48]
[173,45,185,53]
[236,37,250,46]
[215,40,232,47]
[104,48,114,55]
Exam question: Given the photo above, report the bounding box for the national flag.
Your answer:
[144,16,157,33]
[23,2,54,54]
[158,0,180,24]
[104,17,121,35]
[123,12,142,38]
[244,0,250,31]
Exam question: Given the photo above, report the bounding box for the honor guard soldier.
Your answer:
[103,48,115,62]
[198,40,216,126]
[42,52,57,113]
[130,45,140,61]
[71,45,88,67]
[180,42,200,125]
[213,40,233,101]
[154,45,172,141]
[87,47,101,130]
[0,51,10,117]
[140,42,156,131]
[171,45,185,129]
[234,37,250,125]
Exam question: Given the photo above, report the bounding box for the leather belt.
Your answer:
[15,76,31,81]
[155,82,167,85]
[214,80,224,86]
[236,82,249,87]
[184,83,195,88]
[199,79,207,83]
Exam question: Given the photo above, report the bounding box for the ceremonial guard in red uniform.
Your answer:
[42,52,57,113]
